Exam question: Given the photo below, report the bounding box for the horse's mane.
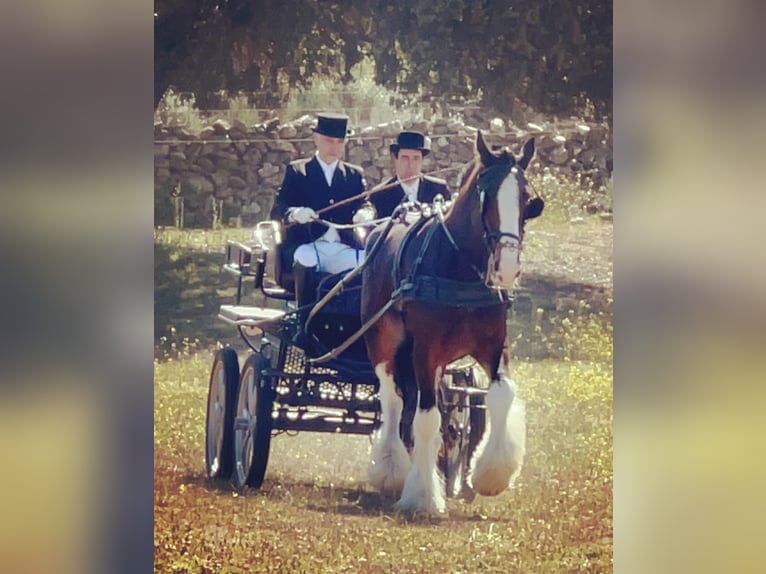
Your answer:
[458,159,482,196]
[458,145,513,196]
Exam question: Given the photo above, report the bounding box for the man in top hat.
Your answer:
[368,131,450,218]
[270,112,366,306]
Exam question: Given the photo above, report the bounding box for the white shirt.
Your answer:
[315,152,341,242]
[315,152,339,187]
[399,176,420,203]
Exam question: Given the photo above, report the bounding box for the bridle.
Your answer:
[396,149,540,293]
[476,155,528,287]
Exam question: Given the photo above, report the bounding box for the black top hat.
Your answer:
[389,131,431,156]
[313,112,351,138]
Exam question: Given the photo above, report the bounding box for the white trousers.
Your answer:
[293,239,364,274]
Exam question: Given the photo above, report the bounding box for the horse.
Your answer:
[360,131,544,514]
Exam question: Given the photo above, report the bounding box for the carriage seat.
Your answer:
[264,240,340,306]
[263,241,296,300]
[241,220,295,301]
[251,221,359,308]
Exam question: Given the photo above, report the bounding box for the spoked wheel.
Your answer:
[205,348,240,480]
[439,365,487,500]
[232,351,274,488]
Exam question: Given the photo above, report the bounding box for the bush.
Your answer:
[280,74,406,126]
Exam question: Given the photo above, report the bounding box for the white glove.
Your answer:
[287,206,317,224]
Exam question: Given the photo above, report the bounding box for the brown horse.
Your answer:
[361,131,543,513]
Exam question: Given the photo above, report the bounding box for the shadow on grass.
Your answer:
[259,478,502,523]
[186,470,514,523]
[304,485,397,517]
[155,241,240,353]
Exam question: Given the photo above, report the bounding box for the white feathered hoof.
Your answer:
[393,464,446,515]
[368,435,411,496]
[470,449,522,496]
[393,407,446,515]
[468,382,526,496]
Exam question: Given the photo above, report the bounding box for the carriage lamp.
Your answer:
[352,201,378,241]
[253,220,281,250]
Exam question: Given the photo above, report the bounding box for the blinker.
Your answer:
[524,196,545,220]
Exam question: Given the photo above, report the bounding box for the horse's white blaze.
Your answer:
[395,406,446,514]
[469,376,526,496]
[492,171,522,288]
[368,363,411,495]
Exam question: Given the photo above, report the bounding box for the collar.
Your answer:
[398,175,420,201]
[315,152,339,185]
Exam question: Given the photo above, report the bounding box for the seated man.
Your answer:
[269,112,366,306]
[368,130,450,218]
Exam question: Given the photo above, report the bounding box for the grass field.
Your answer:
[154,257,612,570]
[155,346,612,572]
[154,195,613,572]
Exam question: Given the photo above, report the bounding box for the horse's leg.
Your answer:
[395,346,446,514]
[366,316,411,496]
[394,336,417,450]
[469,342,526,496]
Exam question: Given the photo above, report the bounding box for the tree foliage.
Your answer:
[155,0,611,116]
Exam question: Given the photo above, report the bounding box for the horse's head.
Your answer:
[473,131,544,289]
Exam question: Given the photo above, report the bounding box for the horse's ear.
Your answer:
[476,131,494,166]
[519,138,535,170]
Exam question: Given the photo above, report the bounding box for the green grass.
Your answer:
[154,318,612,573]
[155,227,256,353]
[527,169,613,225]
[154,227,253,252]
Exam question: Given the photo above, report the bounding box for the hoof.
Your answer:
[368,439,411,496]
[394,467,446,515]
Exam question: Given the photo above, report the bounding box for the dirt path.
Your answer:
[517,217,613,314]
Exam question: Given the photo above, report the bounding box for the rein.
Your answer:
[283,161,472,230]
[307,202,506,366]
[307,159,528,364]
[307,204,408,365]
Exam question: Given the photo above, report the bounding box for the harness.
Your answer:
[476,160,526,284]
[392,210,510,309]
[308,200,509,365]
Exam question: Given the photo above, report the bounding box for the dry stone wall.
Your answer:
[154,114,612,228]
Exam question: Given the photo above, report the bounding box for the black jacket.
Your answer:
[270,156,366,268]
[369,174,450,218]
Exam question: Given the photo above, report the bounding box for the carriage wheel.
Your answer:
[439,366,487,500]
[439,382,471,499]
[232,352,274,488]
[205,348,240,480]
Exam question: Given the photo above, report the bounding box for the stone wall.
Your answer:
[154,114,612,228]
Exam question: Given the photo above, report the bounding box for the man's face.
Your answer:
[394,149,424,183]
[314,133,346,164]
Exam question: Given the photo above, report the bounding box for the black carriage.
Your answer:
[204,220,488,498]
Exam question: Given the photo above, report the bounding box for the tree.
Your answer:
[154,0,612,117]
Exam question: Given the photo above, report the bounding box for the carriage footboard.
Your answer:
[262,367,381,435]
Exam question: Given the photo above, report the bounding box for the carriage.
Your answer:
[204,220,488,499]
[204,132,542,511]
